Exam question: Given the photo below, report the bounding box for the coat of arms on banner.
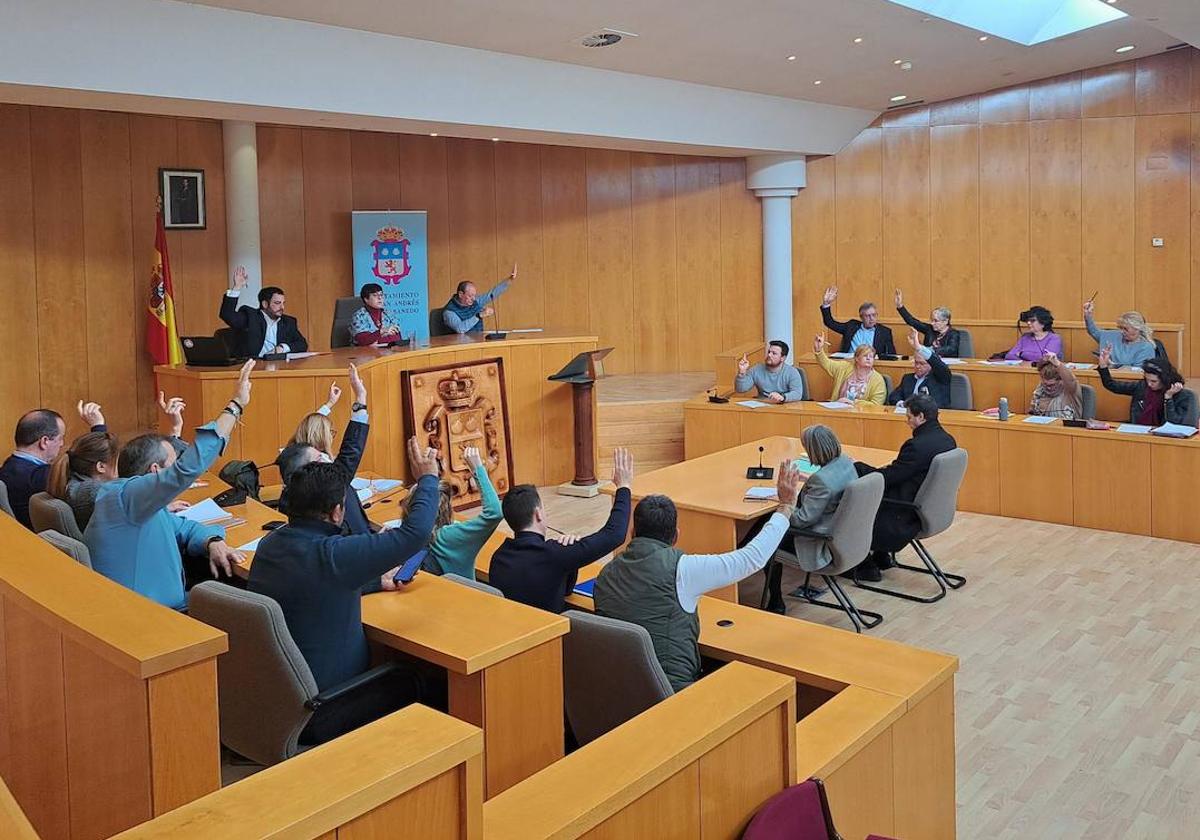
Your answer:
[371,225,412,284]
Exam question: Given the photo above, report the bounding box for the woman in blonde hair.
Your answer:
[1083,300,1156,367]
[814,334,886,405]
[400,446,502,580]
[288,382,343,459]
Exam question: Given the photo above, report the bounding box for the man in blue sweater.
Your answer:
[248,436,441,744]
[490,448,633,612]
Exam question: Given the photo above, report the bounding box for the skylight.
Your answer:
[886,0,1126,46]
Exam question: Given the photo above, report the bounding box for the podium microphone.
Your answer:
[746,446,774,480]
[485,292,507,341]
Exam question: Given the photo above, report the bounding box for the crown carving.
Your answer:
[437,373,476,406]
[376,225,407,242]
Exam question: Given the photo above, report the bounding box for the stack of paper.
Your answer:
[1022,416,1057,425]
[1151,423,1198,439]
[736,400,769,409]
[237,536,263,551]
[817,401,854,410]
[743,486,778,501]
[940,358,966,365]
[174,498,232,524]
[829,352,853,359]
[1116,424,1153,435]
[981,359,1022,366]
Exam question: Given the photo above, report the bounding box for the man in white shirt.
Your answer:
[592,461,802,692]
[219,265,308,358]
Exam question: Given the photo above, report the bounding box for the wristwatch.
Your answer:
[352,401,368,412]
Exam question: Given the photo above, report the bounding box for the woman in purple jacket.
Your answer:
[1004,306,1063,362]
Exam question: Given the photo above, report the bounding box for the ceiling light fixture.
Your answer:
[1115,44,1135,53]
[979,35,988,41]
[813,80,822,85]
[890,94,907,102]
[430,132,439,137]
[893,59,902,65]
[853,37,864,43]
[787,55,797,61]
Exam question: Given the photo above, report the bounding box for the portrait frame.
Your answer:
[159,168,207,229]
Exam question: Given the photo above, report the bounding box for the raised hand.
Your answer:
[77,400,105,428]
[348,362,366,404]
[907,328,921,351]
[158,391,186,436]
[1098,346,1112,368]
[737,353,750,375]
[1082,300,1095,317]
[775,460,803,510]
[894,287,904,308]
[509,262,518,280]
[463,446,483,470]
[813,334,828,355]
[407,436,440,478]
[1042,351,1060,366]
[1166,382,1184,399]
[822,286,838,307]
[612,447,634,489]
[481,305,495,319]
[231,265,248,291]
[326,381,342,407]
[233,359,255,407]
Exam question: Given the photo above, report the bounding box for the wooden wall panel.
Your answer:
[929,125,980,319]
[494,143,545,336]
[174,118,228,336]
[1029,119,1082,316]
[834,128,883,312]
[540,146,590,334]
[1136,50,1193,116]
[882,127,931,316]
[980,85,1030,124]
[1029,73,1082,121]
[446,139,499,295]
[585,149,633,373]
[792,154,836,349]
[979,122,1030,320]
[301,129,354,351]
[631,153,678,373]
[349,131,402,210]
[398,135,451,305]
[0,105,40,442]
[1083,62,1136,118]
[1082,118,1136,315]
[719,158,762,349]
[674,156,723,368]
[1193,113,1200,374]
[256,125,309,344]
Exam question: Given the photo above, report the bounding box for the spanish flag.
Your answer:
[145,205,182,365]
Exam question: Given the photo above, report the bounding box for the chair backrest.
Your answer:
[1154,338,1168,362]
[879,373,893,397]
[912,448,968,538]
[822,473,885,576]
[949,372,973,410]
[429,306,452,337]
[794,366,810,400]
[36,530,92,569]
[956,328,975,359]
[28,491,85,541]
[330,296,360,349]
[1180,388,1200,428]
[562,610,674,747]
[0,480,13,519]
[444,573,504,597]
[742,779,839,840]
[1079,383,1097,421]
[187,581,319,765]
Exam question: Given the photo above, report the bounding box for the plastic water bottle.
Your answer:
[998,397,1009,421]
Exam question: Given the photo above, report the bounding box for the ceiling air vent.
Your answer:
[887,98,925,110]
[1164,42,1190,51]
[574,28,638,48]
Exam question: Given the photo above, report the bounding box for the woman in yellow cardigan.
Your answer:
[814,334,887,405]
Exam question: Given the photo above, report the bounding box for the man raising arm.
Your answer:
[734,340,806,403]
[219,265,308,357]
[442,264,517,334]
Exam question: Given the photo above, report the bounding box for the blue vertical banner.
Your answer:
[351,211,429,341]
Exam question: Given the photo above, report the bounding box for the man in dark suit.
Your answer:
[853,395,956,581]
[820,285,896,356]
[887,329,953,408]
[219,265,308,358]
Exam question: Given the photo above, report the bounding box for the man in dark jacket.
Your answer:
[887,329,953,408]
[219,265,307,358]
[820,285,896,356]
[490,449,633,612]
[854,395,956,580]
[248,436,440,745]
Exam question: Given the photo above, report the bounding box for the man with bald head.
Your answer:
[442,265,516,334]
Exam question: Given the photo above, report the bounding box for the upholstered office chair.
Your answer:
[1079,384,1097,421]
[955,328,975,359]
[444,573,504,597]
[562,611,674,746]
[791,366,811,400]
[788,473,885,633]
[215,327,238,354]
[742,778,862,840]
[879,373,893,398]
[188,582,402,765]
[854,449,968,605]
[429,306,452,337]
[0,480,13,519]
[1153,338,1168,362]
[28,492,85,541]
[949,373,973,411]
[1179,389,1200,428]
[329,296,360,349]
[37,530,92,569]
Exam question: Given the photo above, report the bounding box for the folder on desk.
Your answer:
[744,486,778,501]
[1151,423,1198,439]
[572,578,597,598]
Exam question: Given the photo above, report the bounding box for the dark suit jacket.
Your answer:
[820,306,896,355]
[219,294,308,358]
[279,419,372,536]
[0,423,105,529]
[887,352,952,408]
[859,420,957,504]
[896,307,962,358]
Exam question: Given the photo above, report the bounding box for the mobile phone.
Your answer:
[392,549,427,585]
[261,520,286,531]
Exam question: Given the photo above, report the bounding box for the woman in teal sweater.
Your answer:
[404,446,502,579]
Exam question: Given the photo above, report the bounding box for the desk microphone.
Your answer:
[485,291,507,341]
[746,446,774,480]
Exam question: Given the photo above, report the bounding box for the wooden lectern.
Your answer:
[548,347,613,497]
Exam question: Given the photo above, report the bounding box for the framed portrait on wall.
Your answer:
[159,168,206,229]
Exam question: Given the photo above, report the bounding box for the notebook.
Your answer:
[572,578,597,598]
[744,486,778,501]
[1151,423,1198,439]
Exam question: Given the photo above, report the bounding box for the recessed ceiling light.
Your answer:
[491,137,500,142]
[853,37,864,44]
[813,80,822,85]
[1106,0,1117,4]
[893,59,902,65]
[430,132,439,137]
[979,35,989,41]
[1115,44,1135,53]
[787,55,797,61]
[890,94,907,102]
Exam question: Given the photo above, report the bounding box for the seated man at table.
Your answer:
[853,395,956,581]
[350,283,406,346]
[887,329,952,408]
[276,364,374,535]
[1,400,107,529]
[248,437,440,746]
[85,362,254,609]
[489,448,633,612]
[442,266,516,334]
[593,462,802,692]
[219,265,308,358]
[820,285,896,355]
[734,340,805,403]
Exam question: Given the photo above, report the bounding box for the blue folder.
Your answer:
[572,578,597,598]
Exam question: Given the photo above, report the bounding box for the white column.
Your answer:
[747,155,806,360]
[222,120,263,299]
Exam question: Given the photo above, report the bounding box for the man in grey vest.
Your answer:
[593,461,802,692]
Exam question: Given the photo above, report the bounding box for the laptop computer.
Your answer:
[181,335,246,367]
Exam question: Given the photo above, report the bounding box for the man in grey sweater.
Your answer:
[734,340,806,403]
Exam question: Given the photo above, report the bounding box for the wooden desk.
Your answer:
[155,331,599,487]
[685,395,1200,543]
[0,514,227,840]
[113,705,483,840]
